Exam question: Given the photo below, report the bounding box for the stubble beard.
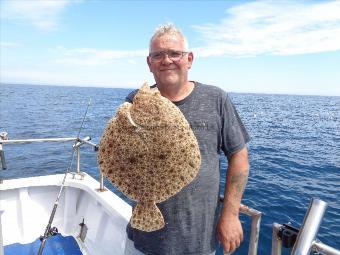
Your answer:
[155,70,187,89]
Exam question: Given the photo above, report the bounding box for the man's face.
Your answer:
[147,33,193,88]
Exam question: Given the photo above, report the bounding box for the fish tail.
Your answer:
[130,201,165,232]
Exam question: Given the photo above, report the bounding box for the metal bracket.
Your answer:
[79,219,88,242]
[278,223,299,248]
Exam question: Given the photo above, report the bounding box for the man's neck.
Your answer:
[157,81,194,102]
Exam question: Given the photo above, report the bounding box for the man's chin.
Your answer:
[157,75,180,86]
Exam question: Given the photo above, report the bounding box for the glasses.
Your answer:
[148,50,188,63]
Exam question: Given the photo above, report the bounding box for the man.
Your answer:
[125,23,250,255]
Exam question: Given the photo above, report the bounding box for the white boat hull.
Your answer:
[0,173,132,255]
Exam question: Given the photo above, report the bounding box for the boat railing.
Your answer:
[271,198,340,255]
[0,134,103,188]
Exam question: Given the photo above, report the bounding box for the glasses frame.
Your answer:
[148,50,189,63]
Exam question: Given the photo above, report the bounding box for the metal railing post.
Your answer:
[271,223,282,255]
[0,144,6,170]
[76,146,81,174]
[0,132,8,171]
[239,204,262,255]
[312,240,340,255]
[291,198,328,255]
[100,172,105,191]
[95,172,106,192]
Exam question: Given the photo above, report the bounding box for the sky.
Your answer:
[0,0,340,96]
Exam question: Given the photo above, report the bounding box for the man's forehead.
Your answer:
[150,35,185,51]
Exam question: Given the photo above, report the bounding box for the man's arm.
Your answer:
[217,146,249,254]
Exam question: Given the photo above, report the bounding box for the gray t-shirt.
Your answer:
[125,82,250,255]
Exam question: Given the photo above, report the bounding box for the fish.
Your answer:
[97,82,201,232]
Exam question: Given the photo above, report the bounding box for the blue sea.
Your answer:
[0,84,339,254]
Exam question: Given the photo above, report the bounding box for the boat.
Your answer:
[0,133,339,255]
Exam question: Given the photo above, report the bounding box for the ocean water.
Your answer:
[0,84,339,254]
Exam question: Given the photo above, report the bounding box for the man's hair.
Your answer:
[149,23,189,52]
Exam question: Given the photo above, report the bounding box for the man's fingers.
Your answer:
[222,241,230,254]
[222,241,234,254]
[217,218,243,254]
[223,238,242,254]
[236,234,243,249]
[230,241,237,253]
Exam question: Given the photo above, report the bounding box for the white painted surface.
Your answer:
[0,173,132,255]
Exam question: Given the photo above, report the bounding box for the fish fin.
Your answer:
[130,201,165,232]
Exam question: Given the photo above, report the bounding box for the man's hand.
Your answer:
[216,213,243,254]
[218,147,249,254]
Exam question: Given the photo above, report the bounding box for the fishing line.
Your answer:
[37,98,92,255]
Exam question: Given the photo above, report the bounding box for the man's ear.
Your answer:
[187,52,194,69]
[147,56,152,72]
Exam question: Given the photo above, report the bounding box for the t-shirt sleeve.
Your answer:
[221,93,250,158]
[125,89,138,103]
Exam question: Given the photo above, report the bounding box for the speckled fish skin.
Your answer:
[97,82,201,232]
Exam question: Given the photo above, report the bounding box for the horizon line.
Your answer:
[1,82,339,98]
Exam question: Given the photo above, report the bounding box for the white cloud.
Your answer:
[54,47,148,66]
[1,66,154,88]
[0,41,21,48]
[0,0,72,30]
[192,1,340,57]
